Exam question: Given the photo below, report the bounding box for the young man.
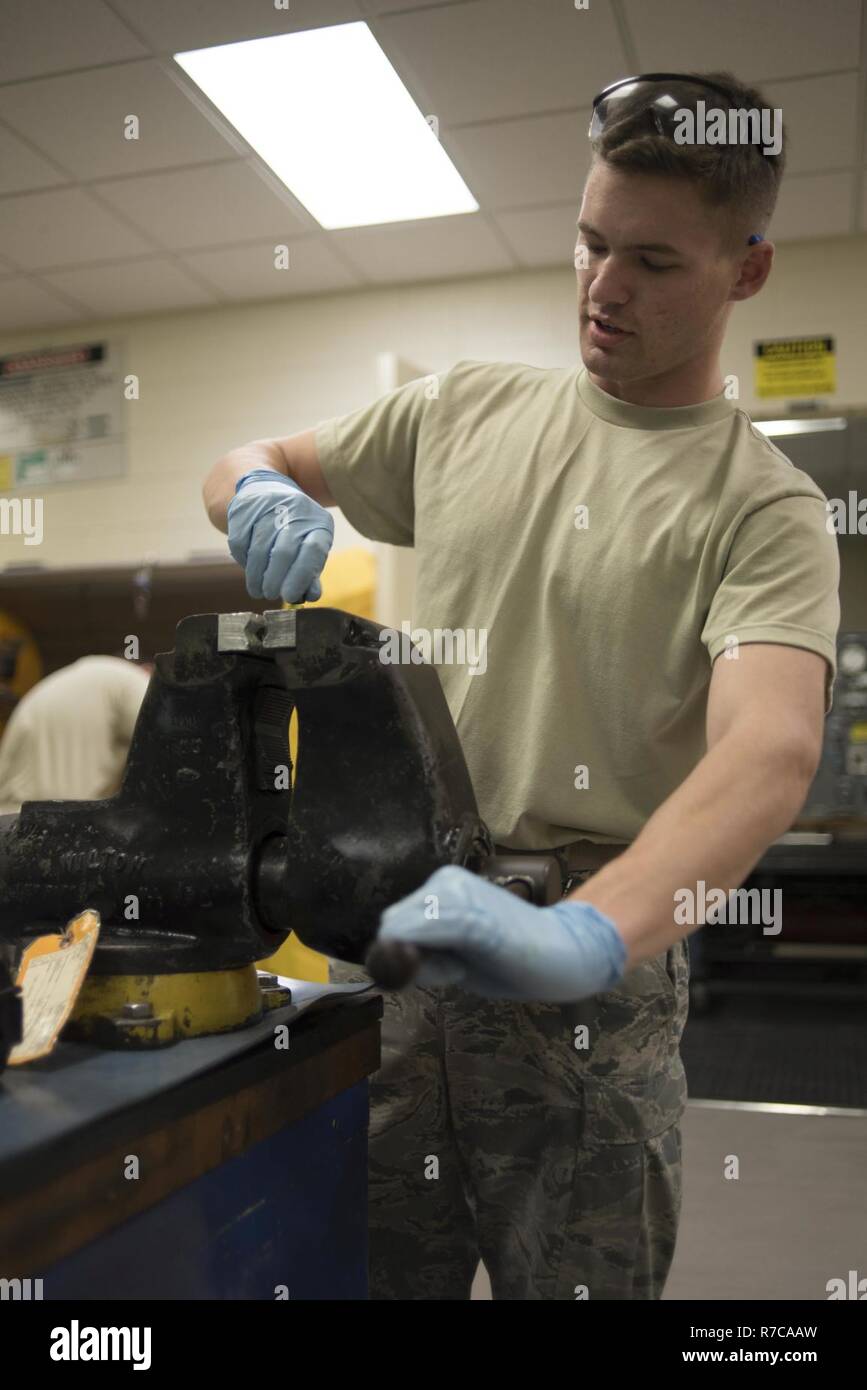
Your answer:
[203,71,839,1300]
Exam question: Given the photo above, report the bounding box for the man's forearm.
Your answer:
[202,441,287,532]
[568,731,816,969]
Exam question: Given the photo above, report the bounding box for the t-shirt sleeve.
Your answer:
[314,374,439,545]
[702,493,840,709]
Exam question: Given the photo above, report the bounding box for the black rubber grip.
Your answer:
[364,940,422,991]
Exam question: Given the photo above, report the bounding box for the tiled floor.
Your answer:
[470,1102,867,1300]
[664,1102,867,1300]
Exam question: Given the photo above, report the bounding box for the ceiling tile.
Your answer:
[328,212,514,281]
[0,123,69,195]
[0,277,86,332]
[0,0,147,83]
[40,258,219,316]
[763,73,860,174]
[377,0,624,125]
[0,62,238,180]
[770,172,853,242]
[0,188,153,269]
[624,0,861,82]
[493,204,579,268]
[178,238,361,299]
[94,161,311,249]
[448,111,589,209]
[362,0,456,12]
[110,0,363,51]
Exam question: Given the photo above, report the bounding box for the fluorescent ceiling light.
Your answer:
[753,417,847,437]
[175,24,479,229]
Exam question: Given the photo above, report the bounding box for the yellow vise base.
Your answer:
[68,964,267,1048]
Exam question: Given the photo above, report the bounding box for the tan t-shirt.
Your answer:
[315,360,840,850]
[0,655,149,814]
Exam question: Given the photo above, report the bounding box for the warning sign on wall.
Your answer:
[0,340,126,489]
[754,336,835,399]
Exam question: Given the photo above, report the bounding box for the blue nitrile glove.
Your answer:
[377,864,628,1001]
[227,469,334,603]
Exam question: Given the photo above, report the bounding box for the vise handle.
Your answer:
[364,852,562,991]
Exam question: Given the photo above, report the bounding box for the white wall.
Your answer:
[0,232,865,572]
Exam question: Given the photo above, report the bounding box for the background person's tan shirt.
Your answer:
[0,655,149,814]
[315,360,840,850]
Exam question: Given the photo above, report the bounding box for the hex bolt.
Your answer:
[121,1001,154,1020]
[258,973,280,987]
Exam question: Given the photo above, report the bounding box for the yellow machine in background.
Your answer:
[257,547,377,983]
[0,611,42,736]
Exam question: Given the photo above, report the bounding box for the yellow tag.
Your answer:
[8,910,101,1065]
[849,723,867,745]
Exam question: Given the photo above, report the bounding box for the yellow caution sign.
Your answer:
[754,337,835,399]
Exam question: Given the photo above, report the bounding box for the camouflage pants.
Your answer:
[330,932,689,1301]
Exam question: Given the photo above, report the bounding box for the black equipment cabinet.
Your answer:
[688,837,867,1014]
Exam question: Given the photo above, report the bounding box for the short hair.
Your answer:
[588,70,786,255]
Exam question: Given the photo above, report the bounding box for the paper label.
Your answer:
[8,909,101,1065]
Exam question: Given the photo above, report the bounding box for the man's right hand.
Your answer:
[227,469,334,603]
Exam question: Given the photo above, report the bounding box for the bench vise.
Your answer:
[0,609,559,1027]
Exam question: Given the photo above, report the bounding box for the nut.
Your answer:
[120,1001,155,1020]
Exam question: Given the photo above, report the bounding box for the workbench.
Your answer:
[0,983,382,1300]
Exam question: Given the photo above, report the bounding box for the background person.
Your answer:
[0,655,151,814]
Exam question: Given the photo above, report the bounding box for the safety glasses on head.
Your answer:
[589,73,741,143]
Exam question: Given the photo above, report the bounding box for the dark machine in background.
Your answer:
[689,630,867,1013]
[800,631,867,826]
